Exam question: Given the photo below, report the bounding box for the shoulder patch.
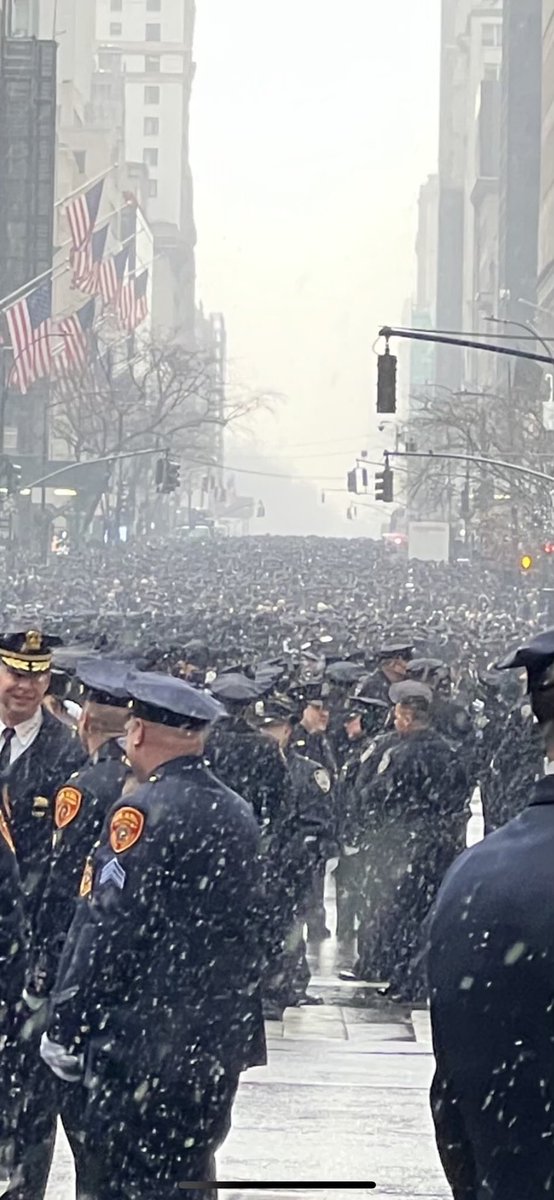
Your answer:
[110,807,145,854]
[0,810,15,854]
[79,858,93,897]
[314,768,331,794]
[55,786,83,830]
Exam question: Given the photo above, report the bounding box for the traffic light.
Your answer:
[155,457,181,493]
[165,460,180,492]
[347,469,358,494]
[377,349,397,414]
[7,461,22,495]
[375,465,394,503]
[520,554,534,573]
[361,467,368,489]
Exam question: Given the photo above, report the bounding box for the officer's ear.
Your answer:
[127,716,146,748]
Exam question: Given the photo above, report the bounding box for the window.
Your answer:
[145,23,161,41]
[143,147,159,167]
[98,50,121,71]
[109,22,122,35]
[482,22,502,47]
[146,0,161,8]
[145,55,160,73]
[110,0,122,8]
[144,116,159,135]
[144,85,160,103]
[148,180,158,198]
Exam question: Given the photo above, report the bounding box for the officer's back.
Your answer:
[428,629,554,1200]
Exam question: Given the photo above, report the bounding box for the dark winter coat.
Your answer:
[428,774,554,1200]
[50,755,267,1089]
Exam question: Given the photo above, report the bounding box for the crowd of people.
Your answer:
[0,533,549,1199]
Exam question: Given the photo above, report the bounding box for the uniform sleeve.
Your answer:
[430,1066,478,1200]
[29,782,96,998]
[0,837,26,1015]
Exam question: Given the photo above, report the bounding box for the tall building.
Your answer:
[538,0,554,313]
[435,0,502,390]
[498,0,542,325]
[95,0,197,341]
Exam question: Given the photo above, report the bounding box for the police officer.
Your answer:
[356,641,414,703]
[29,657,131,1000]
[427,628,554,1200]
[290,683,337,940]
[334,696,389,945]
[256,694,333,1014]
[0,812,27,1186]
[354,680,469,1000]
[206,671,288,827]
[0,630,85,1200]
[43,669,266,1200]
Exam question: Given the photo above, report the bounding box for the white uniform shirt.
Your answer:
[0,708,44,765]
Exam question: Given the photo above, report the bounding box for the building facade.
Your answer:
[498,0,542,325]
[538,0,554,314]
[95,0,197,340]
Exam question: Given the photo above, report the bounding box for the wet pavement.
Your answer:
[45,862,456,1200]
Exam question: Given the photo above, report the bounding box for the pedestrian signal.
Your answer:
[375,466,394,503]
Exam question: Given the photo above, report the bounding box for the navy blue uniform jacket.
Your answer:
[51,755,267,1088]
[428,774,554,1200]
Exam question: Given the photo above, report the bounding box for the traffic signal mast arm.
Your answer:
[379,326,554,369]
[386,449,554,489]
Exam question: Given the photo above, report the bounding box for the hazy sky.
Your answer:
[191,0,441,529]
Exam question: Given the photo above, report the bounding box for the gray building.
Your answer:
[498,0,542,324]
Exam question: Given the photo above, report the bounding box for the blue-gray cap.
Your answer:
[496,628,554,693]
[76,658,132,707]
[125,669,225,728]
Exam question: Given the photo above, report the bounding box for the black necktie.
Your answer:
[0,729,15,772]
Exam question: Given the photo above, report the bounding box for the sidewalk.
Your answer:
[46,936,449,1200]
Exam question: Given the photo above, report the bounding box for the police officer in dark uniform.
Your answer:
[29,658,131,1000]
[354,680,469,999]
[356,641,414,704]
[256,693,333,1014]
[334,695,389,945]
[427,629,554,1200]
[43,669,266,1200]
[0,812,27,1187]
[206,671,288,827]
[0,630,85,1200]
[290,683,337,940]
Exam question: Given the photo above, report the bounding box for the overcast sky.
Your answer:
[191,0,441,531]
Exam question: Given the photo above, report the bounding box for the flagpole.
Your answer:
[54,164,118,210]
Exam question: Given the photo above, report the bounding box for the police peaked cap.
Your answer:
[125,669,225,728]
[496,629,554,693]
[345,695,389,720]
[209,672,260,703]
[377,642,414,662]
[0,630,63,674]
[76,659,133,708]
[389,680,433,707]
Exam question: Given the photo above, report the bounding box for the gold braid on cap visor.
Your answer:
[0,654,51,673]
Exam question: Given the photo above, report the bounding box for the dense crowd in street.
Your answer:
[0,534,551,1199]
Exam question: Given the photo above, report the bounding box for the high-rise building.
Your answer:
[435,0,502,390]
[498,0,542,325]
[95,0,196,340]
[538,0,554,314]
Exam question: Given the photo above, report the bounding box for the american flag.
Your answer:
[72,223,109,294]
[99,245,129,306]
[120,269,149,333]
[6,281,53,394]
[55,298,96,378]
[66,179,104,252]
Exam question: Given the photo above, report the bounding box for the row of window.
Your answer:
[98,51,163,73]
[111,0,160,9]
[110,22,161,39]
